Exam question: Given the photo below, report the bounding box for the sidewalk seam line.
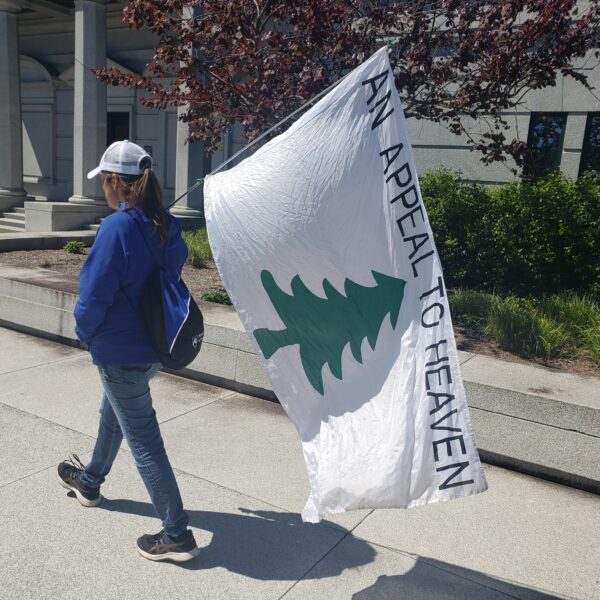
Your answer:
[459,353,477,366]
[159,460,355,536]
[111,448,305,519]
[471,406,600,439]
[168,463,303,514]
[158,393,238,425]
[0,400,97,442]
[277,510,375,600]
[0,354,86,378]
[0,449,95,491]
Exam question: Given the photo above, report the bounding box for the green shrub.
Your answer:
[201,289,232,305]
[420,169,600,298]
[488,173,600,297]
[182,228,212,268]
[421,169,496,291]
[64,240,85,254]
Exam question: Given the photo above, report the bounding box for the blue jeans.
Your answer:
[80,363,189,537]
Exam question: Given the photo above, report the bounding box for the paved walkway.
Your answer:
[0,327,598,600]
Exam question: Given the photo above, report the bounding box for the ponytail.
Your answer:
[117,165,169,241]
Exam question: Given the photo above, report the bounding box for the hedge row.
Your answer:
[420,169,600,298]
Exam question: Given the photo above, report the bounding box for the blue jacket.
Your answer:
[74,207,188,366]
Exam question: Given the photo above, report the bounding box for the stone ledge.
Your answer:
[465,381,600,438]
[25,201,110,232]
[0,263,598,494]
[0,264,272,400]
[0,231,96,252]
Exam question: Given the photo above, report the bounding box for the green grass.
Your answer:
[536,291,600,332]
[201,289,231,305]
[447,289,494,328]
[484,297,570,359]
[449,289,600,364]
[582,328,600,363]
[534,292,600,361]
[182,228,212,268]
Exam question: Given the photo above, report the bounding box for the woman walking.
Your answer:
[57,140,199,562]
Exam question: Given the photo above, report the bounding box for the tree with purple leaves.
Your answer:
[97,1,600,169]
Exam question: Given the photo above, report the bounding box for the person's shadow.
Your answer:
[92,496,562,597]
[96,495,376,578]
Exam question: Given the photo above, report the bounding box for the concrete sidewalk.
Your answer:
[1,327,598,599]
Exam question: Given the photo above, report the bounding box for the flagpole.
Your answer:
[73,44,392,213]
[166,64,360,211]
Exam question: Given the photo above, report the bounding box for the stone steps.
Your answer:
[0,217,25,227]
[0,224,25,234]
[0,207,26,233]
[85,218,103,232]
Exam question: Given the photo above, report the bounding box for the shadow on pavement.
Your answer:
[74,494,563,596]
[98,496,376,579]
[353,557,561,599]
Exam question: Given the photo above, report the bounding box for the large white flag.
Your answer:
[205,48,487,522]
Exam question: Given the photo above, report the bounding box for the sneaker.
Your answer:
[57,454,102,508]
[137,529,200,562]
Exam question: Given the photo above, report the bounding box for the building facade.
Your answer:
[1,0,599,233]
[0,0,245,232]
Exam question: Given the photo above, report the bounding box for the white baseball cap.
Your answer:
[87,140,152,179]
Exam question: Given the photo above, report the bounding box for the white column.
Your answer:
[69,0,107,205]
[172,4,210,219]
[172,110,211,218]
[0,0,28,210]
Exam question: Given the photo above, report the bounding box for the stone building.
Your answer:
[1,0,599,233]
[0,0,245,233]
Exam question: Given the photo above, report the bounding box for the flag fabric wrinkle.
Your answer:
[204,48,487,523]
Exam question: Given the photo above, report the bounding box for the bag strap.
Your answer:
[120,209,164,315]
[124,209,165,270]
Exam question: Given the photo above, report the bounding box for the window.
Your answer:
[523,112,567,179]
[578,113,600,177]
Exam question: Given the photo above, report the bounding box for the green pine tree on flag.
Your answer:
[253,270,406,395]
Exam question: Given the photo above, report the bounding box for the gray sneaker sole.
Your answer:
[57,472,102,507]
[137,545,201,562]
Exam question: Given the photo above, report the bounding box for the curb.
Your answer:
[478,449,600,496]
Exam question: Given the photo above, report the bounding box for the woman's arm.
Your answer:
[74,219,129,344]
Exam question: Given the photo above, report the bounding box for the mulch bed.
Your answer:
[0,248,223,300]
[1,248,598,377]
